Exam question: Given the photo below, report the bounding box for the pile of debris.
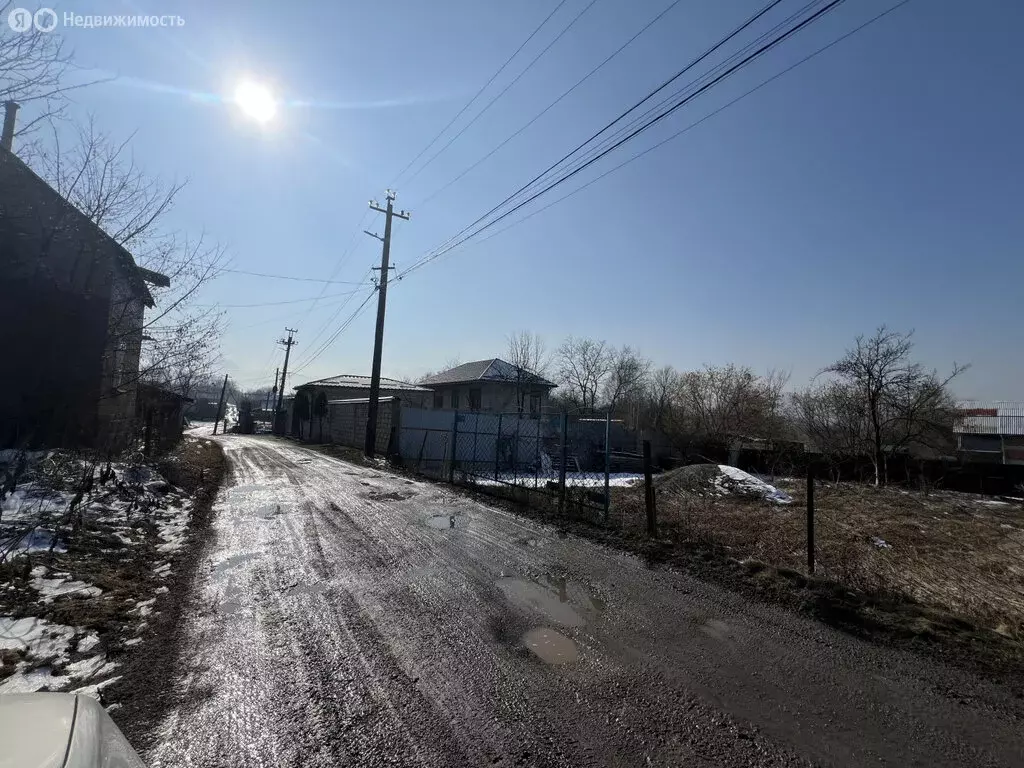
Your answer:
[655,463,792,504]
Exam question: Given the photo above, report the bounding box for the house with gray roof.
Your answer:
[419,358,556,414]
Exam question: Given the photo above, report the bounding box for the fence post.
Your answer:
[603,411,611,523]
[558,412,568,512]
[643,439,656,538]
[448,411,459,484]
[806,461,815,574]
[494,413,503,480]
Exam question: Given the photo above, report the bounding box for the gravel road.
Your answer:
[146,434,1023,767]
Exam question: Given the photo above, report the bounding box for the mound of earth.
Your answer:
[655,464,792,504]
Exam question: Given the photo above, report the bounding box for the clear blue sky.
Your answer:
[41,0,1024,399]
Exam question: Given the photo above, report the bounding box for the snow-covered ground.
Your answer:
[0,449,197,697]
[470,471,643,489]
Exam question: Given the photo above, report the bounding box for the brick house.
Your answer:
[419,359,556,414]
[0,102,169,450]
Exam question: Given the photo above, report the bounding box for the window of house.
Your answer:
[451,389,460,409]
[433,393,443,409]
[529,393,541,414]
[112,339,128,390]
[469,388,482,411]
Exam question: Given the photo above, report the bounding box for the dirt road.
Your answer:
[146,435,1023,767]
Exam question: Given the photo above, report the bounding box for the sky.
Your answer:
[24,0,1024,399]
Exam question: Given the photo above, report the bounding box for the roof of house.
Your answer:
[418,358,556,388]
[296,374,431,392]
[954,401,1024,436]
[0,150,167,306]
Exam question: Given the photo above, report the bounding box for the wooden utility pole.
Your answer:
[274,330,297,435]
[364,190,410,457]
[212,374,228,435]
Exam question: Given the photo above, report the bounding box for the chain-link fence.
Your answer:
[399,410,654,529]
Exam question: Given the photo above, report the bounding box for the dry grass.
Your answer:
[627,477,1024,638]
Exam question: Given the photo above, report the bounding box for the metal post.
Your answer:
[643,440,656,538]
[448,411,459,484]
[471,413,479,479]
[603,411,611,523]
[558,413,568,512]
[806,462,815,574]
[494,413,503,481]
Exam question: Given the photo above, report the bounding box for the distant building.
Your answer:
[0,102,168,450]
[419,359,556,414]
[291,375,431,441]
[954,402,1024,465]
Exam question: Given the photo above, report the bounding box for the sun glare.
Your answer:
[234,81,277,123]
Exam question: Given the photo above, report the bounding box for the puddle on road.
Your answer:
[426,514,460,530]
[256,503,289,520]
[523,627,578,665]
[219,584,244,615]
[213,552,258,575]
[699,618,732,641]
[497,574,605,628]
[366,490,413,502]
[285,582,327,597]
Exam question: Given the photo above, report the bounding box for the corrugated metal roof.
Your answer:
[954,401,1024,435]
[297,375,430,392]
[419,358,556,387]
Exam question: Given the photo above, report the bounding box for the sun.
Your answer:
[234,81,277,123]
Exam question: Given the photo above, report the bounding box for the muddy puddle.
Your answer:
[497,573,605,628]
[426,514,460,530]
[522,627,578,664]
[213,552,258,575]
[285,582,327,597]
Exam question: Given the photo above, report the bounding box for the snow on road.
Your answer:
[145,435,1024,767]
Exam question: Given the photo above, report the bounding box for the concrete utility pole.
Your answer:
[274,329,297,435]
[364,190,410,457]
[213,374,228,435]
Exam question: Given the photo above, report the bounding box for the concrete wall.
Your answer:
[325,397,400,454]
[399,407,543,473]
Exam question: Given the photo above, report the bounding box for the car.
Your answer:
[0,693,145,768]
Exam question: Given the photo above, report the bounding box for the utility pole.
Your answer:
[274,329,297,435]
[364,190,410,457]
[267,367,279,414]
[212,374,228,435]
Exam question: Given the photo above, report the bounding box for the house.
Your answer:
[419,359,556,413]
[0,102,169,450]
[954,402,1024,465]
[290,375,432,441]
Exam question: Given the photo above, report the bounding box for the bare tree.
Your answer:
[602,346,650,423]
[646,365,679,431]
[817,326,966,485]
[505,331,550,413]
[555,336,611,413]
[675,364,763,444]
[0,5,107,156]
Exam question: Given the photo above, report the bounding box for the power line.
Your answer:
[214,266,373,285]
[293,266,374,362]
[459,0,915,252]
[194,289,363,308]
[415,0,685,208]
[402,0,602,189]
[400,0,791,277]
[389,0,570,187]
[289,289,377,376]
